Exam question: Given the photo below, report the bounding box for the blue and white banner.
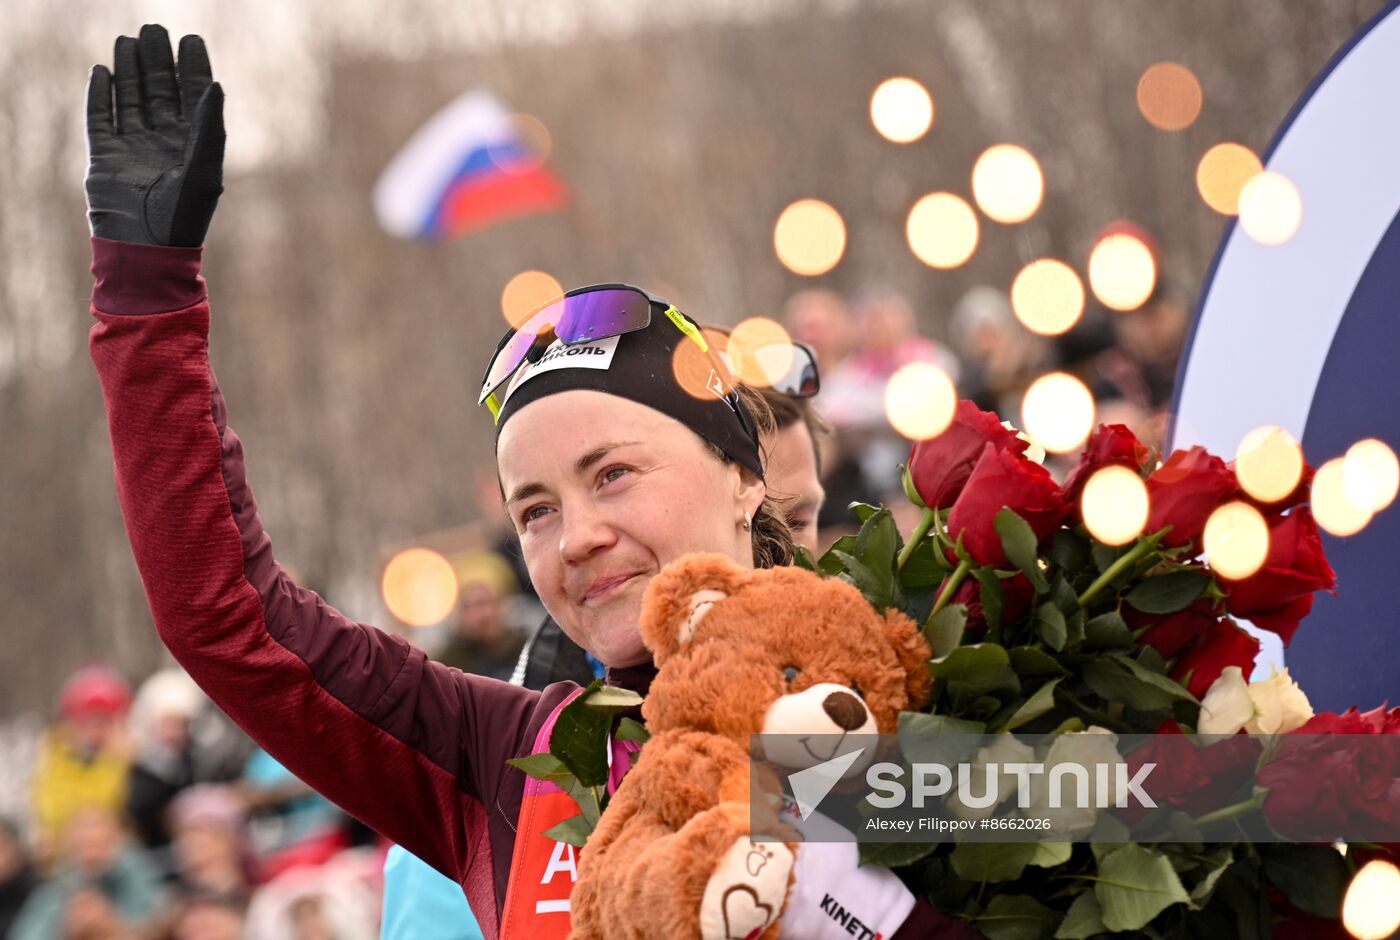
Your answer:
[1172,1,1400,710]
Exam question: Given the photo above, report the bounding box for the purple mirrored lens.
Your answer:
[479,288,652,403]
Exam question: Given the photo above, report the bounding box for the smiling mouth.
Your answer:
[584,573,641,604]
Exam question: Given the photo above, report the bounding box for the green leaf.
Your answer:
[1111,654,1197,703]
[505,752,575,786]
[1049,529,1092,577]
[1089,813,1131,864]
[1036,602,1067,652]
[1008,646,1069,677]
[930,643,1021,704]
[1092,542,1128,575]
[951,842,1038,884]
[899,711,986,766]
[925,603,969,658]
[999,678,1062,731]
[1188,847,1236,903]
[564,777,603,827]
[1125,571,1210,615]
[543,813,594,848]
[856,506,902,564]
[829,549,895,609]
[1084,610,1132,649]
[584,685,645,710]
[900,537,951,590]
[550,680,628,787]
[1054,891,1106,939]
[1262,844,1350,918]
[817,535,858,576]
[1050,574,1079,616]
[615,717,650,744]
[996,509,1049,593]
[1095,844,1191,932]
[793,544,821,573]
[858,841,938,867]
[973,567,1006,633]
[1082,656,1192,712]
[1028,842,1072,868]
[850,501,882,523]
[977,894,1057,940]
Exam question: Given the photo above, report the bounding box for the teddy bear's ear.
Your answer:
[639,553,752,664]
[880,609,934,709]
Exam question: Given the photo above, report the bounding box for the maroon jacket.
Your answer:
[88,237,974,940]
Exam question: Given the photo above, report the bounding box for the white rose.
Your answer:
[948,734,1039,822]
[1198,666,1254,735]
[1198,665,1314,735]
[1025,727,1123,838]
[1245,666,1313,734]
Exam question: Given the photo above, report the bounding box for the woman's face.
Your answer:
[497,390,765,667]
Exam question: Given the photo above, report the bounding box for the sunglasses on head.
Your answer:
[479,283,745,415]
[704,327,821,400]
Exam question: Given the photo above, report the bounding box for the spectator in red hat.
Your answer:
[31,666,134,864]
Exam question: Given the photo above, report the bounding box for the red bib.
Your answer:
[499,688,640,939]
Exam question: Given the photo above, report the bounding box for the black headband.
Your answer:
[492,305,765,479]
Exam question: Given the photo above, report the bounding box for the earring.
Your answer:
[742,511,752,532]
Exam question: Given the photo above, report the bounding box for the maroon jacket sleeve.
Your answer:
[87,237,570,935]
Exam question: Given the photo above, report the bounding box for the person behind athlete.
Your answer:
[83,26,980,939]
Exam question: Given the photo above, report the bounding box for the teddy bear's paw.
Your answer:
[698,837,794,940]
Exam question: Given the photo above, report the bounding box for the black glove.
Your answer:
[86,24,225,247]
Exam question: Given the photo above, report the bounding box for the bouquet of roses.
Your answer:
[795,400,1397,939]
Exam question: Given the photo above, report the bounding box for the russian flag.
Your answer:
[373,91,568,240]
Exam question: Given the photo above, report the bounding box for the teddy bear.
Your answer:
[568,553,932,940]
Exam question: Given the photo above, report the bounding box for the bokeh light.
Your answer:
[1343,860,1400,940]
[1343,439,1400,513]
[1082,466,1149,546]
[907,193,979,269]
[1238,171,1302,246]
[1234,425,1305,504]
[971,144,1044,224]
[1088,231,1158,312]
[870,77,934,143]
[488,113,552,173]
[1136,62,1203,132]
[1313,457,1374,537]
[501,270,564,330]
[884,363,957,440]
[672,326,735,401]
[1196,143,1263,215]
[382,548,459,627]
[1011,259,1085,336]
[1021,373,1095,454]
[774,199,847,276]
[728,317,795,388]
[1203,501,1270,580]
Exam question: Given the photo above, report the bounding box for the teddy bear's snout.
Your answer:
[822,691,868,731]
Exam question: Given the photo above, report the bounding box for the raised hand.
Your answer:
[85,24,225,247]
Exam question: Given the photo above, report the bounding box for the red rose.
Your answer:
[947,444,1066,568]
[1236,460,1316,515]
[940,573,1035,636]
[1145,447,1239,549]
[1259,716,1400,842]
[1218,508,1337,645]
[1296,704,1400,735]
[1134,601,1220,659]
[1061,423,1152,507]
[1169,619,1260,699]
[908,400,1028,511]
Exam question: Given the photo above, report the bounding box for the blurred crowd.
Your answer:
[5,263,1187,939]
[785,273,1188,545]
